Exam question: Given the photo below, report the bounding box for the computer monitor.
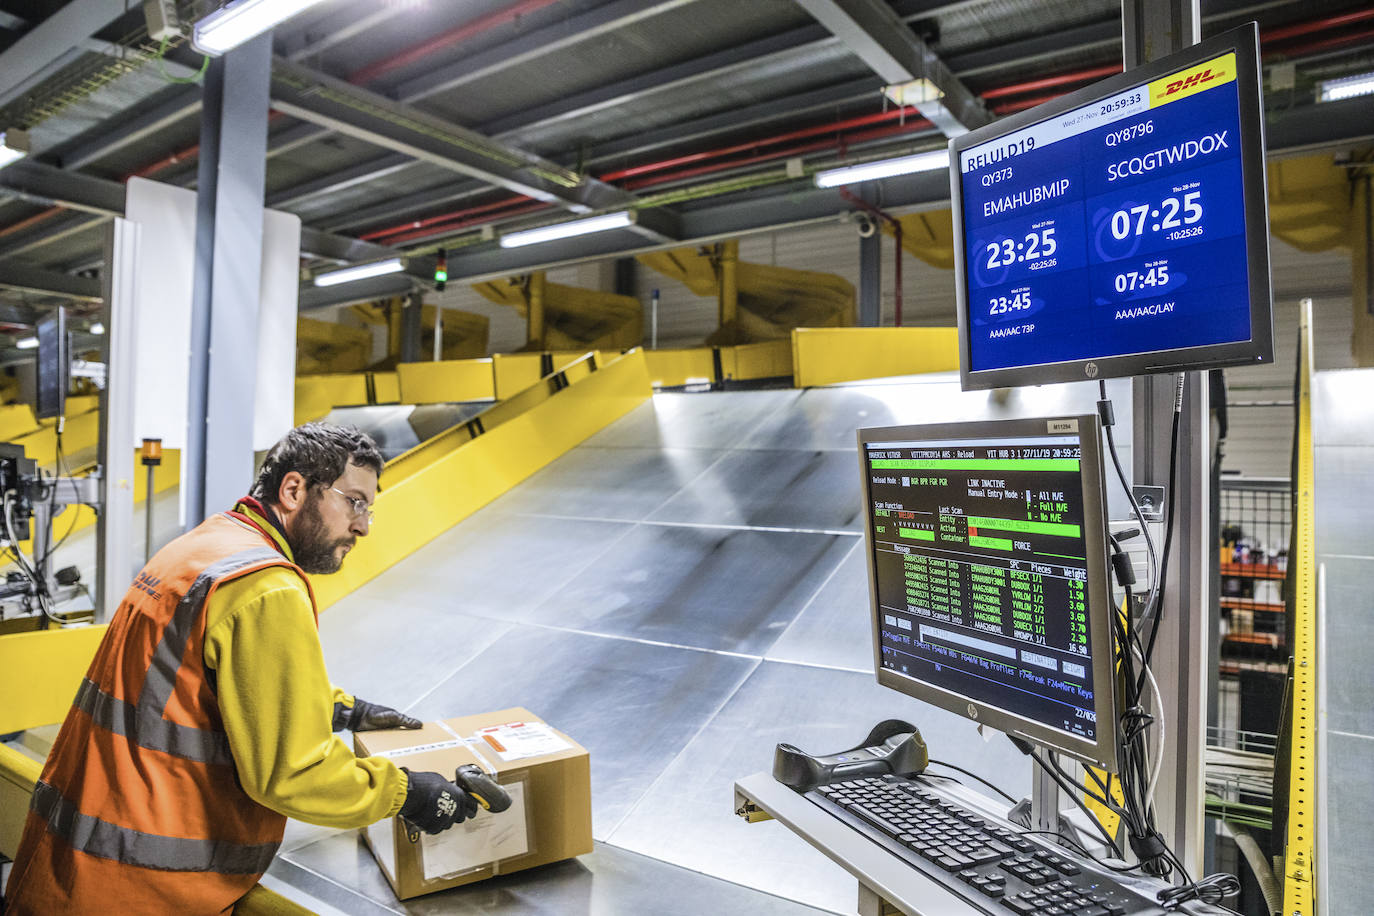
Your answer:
[36,308,68,421]
[859,415,1120,770]
[949,22,1273,390]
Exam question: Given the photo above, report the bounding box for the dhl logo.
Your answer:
[1164,69,1217,96]
[1148,53,1236,108]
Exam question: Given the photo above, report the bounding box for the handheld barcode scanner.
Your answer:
[402,765,514,843]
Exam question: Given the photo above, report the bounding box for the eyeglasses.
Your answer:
[330,487,374,524]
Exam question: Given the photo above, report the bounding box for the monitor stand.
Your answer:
[1008,742,1114,859]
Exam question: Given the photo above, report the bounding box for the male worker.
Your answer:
[5,422,474,914]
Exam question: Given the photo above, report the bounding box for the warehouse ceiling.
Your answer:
[0,0,1372,331]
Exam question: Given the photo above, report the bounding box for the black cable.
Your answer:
[926,759,1018,805]
[1097,379,1159,619]
[1140,382,1184,681]
[1026,748,1124,859]
[40,428,81,570]
[1017,830,1147,875]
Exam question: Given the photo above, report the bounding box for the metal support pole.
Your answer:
[432,305,443,361]
[400,290,422,363]
[526,271,546,350]
[650,287,660,349]
[717,240,739,343]
[185,33,272,526]
[858,231,882,327]
[1123,0,1207,876]
[144,464,155,560]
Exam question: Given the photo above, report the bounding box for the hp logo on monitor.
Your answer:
[967,704,978,719]
[1084,362,1099,379]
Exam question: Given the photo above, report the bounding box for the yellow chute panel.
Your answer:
[474,274,642,351]
[1267,154,1354,253]
[891,210,956,270]
[296,317,373,375]
[638,245,855,345]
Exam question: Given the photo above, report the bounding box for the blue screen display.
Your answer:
[959,53,1252,373]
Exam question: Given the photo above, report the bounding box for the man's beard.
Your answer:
[287,492,355,574]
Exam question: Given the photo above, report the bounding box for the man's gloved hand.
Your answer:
[399,768,479,835]
[348,698,422,731]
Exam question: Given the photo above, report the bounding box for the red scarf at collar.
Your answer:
[226,495,290,555]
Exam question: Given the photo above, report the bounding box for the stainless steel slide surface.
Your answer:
[273,372,1123,914]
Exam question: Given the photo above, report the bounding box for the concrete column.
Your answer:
[185,33,271,526]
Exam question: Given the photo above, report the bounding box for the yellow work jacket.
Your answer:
[5,500,405,915]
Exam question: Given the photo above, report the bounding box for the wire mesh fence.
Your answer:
[1217,477,1291,675]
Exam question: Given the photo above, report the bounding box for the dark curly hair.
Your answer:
[250,422,383,505]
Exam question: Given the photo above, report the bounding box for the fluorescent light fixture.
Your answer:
[89,321,105,335]
[16,337,38,349]
[313,257,406,287]
[1320,71,1374,102]
[193,0,331,56]
[814,150,948,188]
[499,211,635,249]
[0,129,30,171]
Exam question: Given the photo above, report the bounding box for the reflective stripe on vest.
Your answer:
[31,781,279,874]
[73,547,282,766]
[36,545,293,872]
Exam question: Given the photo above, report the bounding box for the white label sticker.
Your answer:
[418,782,528,880]
[1047,418,1079,433]
[373,739,465,759]
[473,721,573,762]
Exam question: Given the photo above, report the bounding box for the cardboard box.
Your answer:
[355,707,592,900]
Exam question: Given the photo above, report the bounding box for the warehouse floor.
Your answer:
[267,371,1137,914]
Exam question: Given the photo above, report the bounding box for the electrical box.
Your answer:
[142,0,181,42]
[0,444,37,543]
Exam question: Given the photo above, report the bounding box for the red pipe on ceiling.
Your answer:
[358,193,532,241]
[4,11,1372,245]
[1261,7,1374,43]
[347,0,566,85]
[376,200,550,247]
[600,105,933,181]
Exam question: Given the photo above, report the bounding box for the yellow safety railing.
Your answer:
[791,327,959,387]
[1282,301,1318,916]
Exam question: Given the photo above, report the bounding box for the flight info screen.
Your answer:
[959,51,1251,372]
[865,431,1100,742]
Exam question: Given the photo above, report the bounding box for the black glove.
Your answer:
[399,768,479,835]
[340,698,422,732]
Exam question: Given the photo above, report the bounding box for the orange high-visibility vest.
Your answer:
[5,512,316,915]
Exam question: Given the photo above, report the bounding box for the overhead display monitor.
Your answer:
[858,416,1119,770]
[950,23,1273,390]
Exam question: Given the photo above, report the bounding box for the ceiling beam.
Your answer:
[269,57,636,214]
[431,167,943,284]
[0,160,125,215]
[297,272,416,311]
[51,85,202,170]
[477,23,836,138]
[0,213,108,261]
[0,261,101,302]
[394,0,699,103]
[0,0,131,107]
[792,0,990,136]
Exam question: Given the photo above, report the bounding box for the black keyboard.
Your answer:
[809,774,1166,915]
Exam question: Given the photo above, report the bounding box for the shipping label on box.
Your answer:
[419,780,529,880]
[473,721,574,761]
